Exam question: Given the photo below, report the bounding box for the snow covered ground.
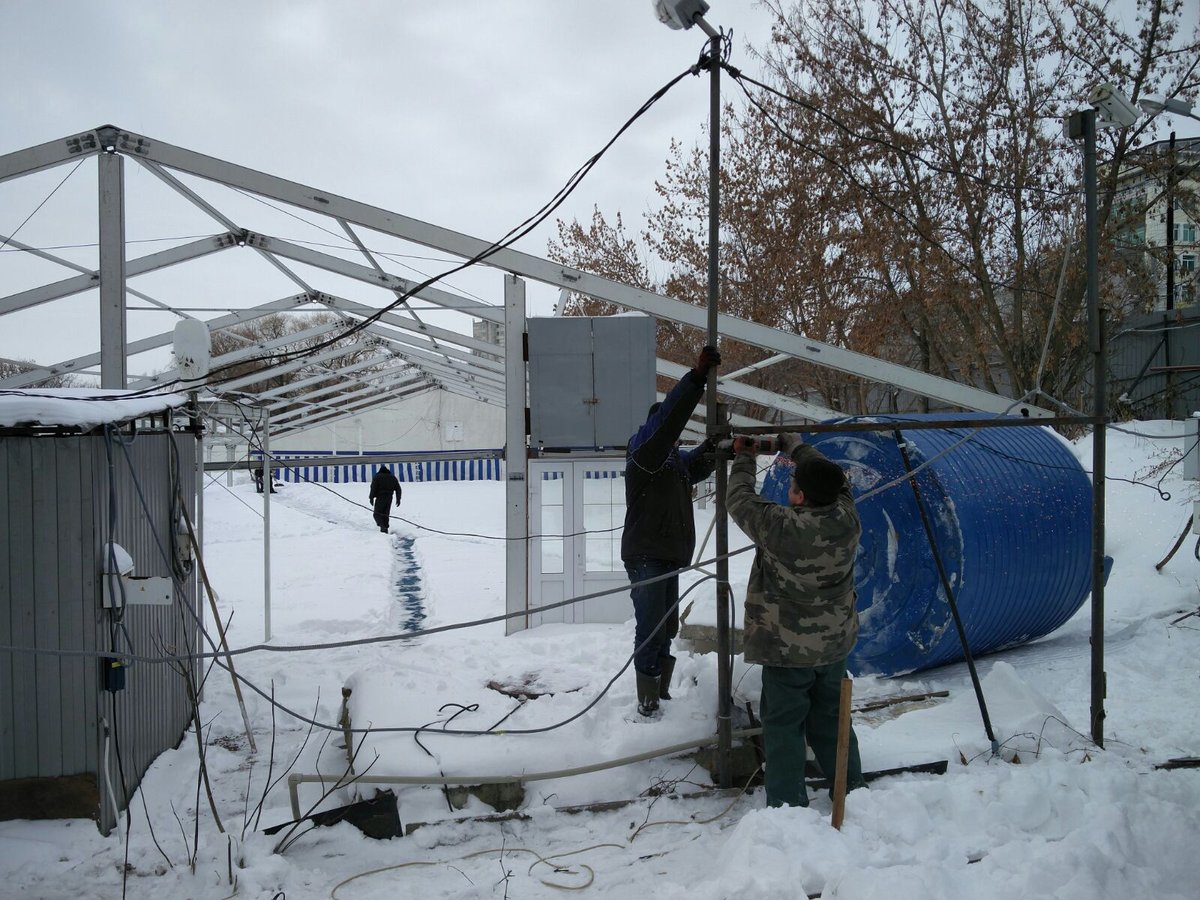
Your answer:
[2,421,1198,899]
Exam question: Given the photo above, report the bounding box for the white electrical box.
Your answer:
[102,575,173,608]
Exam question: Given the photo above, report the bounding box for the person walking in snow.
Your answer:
[725,434,866,807]
[369,465,402,534]
[621,344,720,718]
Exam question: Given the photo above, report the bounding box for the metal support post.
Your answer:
[97,150,127,388]
[503,275,530,634]
[1164,132,1176,415]
[263,406,273,642]
[1081,108,1108,747]
[696,23,733,790]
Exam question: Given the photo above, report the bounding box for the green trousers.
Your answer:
[760,661,865,808]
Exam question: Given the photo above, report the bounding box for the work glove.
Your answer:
[694,345,721,377]
[776,432,804,460]
[732,435,757,455]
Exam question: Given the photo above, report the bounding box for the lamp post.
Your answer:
[655,0,733,788]
[1066,82,1139,748]
[1139,96,1200,411]
[1139,96,1200,313]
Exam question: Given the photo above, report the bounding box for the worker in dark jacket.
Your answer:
[369,465,402,533]
[726,434,866,807]
[622,345,720,717]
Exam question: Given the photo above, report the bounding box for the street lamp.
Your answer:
[1065,81,1140,749]
[655,0,733,789]
[1137,94,1199,120]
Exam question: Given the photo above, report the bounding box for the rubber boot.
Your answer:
[636,672,661,718]
[658,655,677,700]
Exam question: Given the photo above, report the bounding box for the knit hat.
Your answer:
[792,457,846,506]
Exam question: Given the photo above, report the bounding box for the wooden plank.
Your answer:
[830,677,853,830]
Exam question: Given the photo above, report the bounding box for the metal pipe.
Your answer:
[730,416,1100,436]
[263,406,273,642]
[700,25,733,792]
[1082,109,1107,748]
[1165,132,1176,415]
[286,727,762,820]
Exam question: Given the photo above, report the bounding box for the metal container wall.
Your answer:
[1,429,196,832]
[759,416,1097,676]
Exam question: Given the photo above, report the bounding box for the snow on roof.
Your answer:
[0,388,189,430]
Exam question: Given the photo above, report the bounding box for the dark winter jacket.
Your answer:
[620,370,715,566]
[369,468,401,508]
[725,446,860,668]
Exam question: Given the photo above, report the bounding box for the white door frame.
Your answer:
[527,457,629,628]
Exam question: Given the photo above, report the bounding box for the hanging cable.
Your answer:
[0,159,86,252]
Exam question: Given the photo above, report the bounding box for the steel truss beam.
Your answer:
[83,124,1044,417]
[0,125,1044,442]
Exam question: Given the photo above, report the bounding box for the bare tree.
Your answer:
[204,312,389,407]
[550,0,1199,416]
[0,357,82,387]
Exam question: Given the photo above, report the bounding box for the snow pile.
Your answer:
[0,421,1197,899]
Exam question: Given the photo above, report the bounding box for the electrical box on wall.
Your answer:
[102,575,173,608]
[527,315,656,450]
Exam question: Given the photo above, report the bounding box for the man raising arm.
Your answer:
[725,435,866,807]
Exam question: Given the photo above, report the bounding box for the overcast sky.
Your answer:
[0,1,784,373]
[1,1,1196,376]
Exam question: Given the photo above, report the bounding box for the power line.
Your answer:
[0,159,86,252]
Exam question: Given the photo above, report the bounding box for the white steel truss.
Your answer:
[0,124,1051,444]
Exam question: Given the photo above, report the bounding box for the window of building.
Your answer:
[1179,252,1196,274]
[1173,222,1197,244]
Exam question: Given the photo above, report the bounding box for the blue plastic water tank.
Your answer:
[759,415,1101,676]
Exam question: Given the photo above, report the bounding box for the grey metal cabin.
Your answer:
[0,391,199,834]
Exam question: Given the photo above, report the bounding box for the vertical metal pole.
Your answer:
[97,151,127,389]
[700,26,733,790]
[263,406,272,642]
[503,275,530,634]
[192,392,205,663]
[1164,132,1176,417]
[1083,109,1107,748]
[1166,131,1176,312]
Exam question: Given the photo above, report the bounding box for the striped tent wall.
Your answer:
[255,451,505,486]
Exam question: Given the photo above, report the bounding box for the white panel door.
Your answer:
[575,463,630,623]
[527,458,630,626]
[528,462,570,628]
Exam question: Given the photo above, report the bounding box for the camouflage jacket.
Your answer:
[725,446,860,668]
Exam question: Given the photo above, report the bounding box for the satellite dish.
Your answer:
[173,319,211,381]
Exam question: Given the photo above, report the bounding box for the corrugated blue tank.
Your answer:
[758,415,1103,676]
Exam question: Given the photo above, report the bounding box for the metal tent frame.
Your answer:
[0,124,1053,638]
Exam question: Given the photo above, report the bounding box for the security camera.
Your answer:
[652,0,710,30]
[1088,83,1140,129]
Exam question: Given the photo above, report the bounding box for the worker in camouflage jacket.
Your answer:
[726,434,866,807]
